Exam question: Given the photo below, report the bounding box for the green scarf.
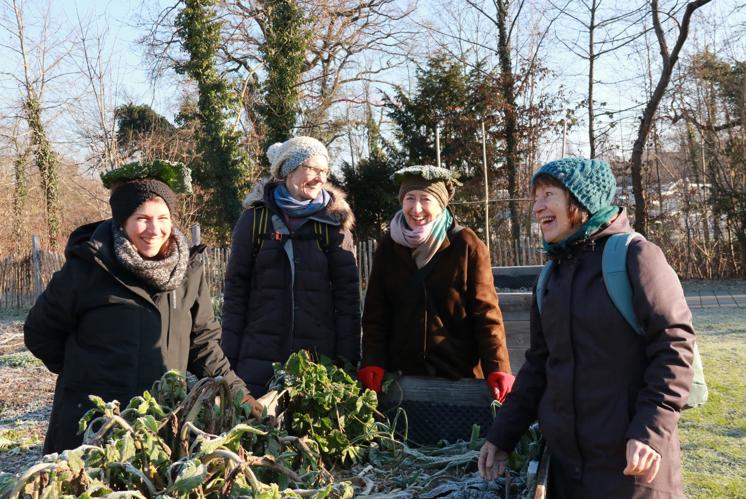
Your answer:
[543,205,619,257]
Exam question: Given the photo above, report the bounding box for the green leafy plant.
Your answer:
[4,352,543,498]
[270,351,388,466]
[100,159,192,194]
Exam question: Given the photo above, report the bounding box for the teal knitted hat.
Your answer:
[532,157,616,215]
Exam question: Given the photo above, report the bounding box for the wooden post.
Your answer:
[31,235,43,298]
[481,121,490,257]
[191,224,201,246]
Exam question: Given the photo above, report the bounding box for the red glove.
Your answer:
[487,371,515,404]
[358,366,385,393]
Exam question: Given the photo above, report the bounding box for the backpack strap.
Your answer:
[535,261,553,314]
[250,206,269,260]
[602,232,645,336]
[313,221,331,253]
[251,205,331,257]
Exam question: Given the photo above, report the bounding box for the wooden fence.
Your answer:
[3,231,736,311]
[0,239,379,310]
[0,236,66,310]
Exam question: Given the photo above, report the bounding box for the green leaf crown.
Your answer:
[101,160,193,194]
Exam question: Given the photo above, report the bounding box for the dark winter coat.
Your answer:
[24,220,245,455]
[360,221,511,379]
[221,180,361,396]
[486,209,695,498]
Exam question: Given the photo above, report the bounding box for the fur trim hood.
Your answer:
[242,177,355,233]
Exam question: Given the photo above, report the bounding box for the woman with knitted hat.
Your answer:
[359,165,513,403]
[478,158,695,498]
[221,136,361,396]
[24,161,259,455]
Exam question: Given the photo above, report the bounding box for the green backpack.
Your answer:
[536,232,708,410]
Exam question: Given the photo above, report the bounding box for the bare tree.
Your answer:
[141,0,416,151]
[0,0,69,249]
[550,0,648,157]
[629,0,712,236]
[69,13,121,171]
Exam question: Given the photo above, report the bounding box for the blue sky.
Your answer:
[1,0,743,165]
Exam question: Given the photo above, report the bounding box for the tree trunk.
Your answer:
[629,0,712,236]
[497,0,521,257]
[588,0,597,158]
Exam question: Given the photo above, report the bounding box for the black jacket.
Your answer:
[24,220,244,454]
[221,180,361,396]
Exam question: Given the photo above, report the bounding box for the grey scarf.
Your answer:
[112,224,189,291]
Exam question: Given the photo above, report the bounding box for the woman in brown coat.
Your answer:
[359,165,513,402]
[478,157,695,498]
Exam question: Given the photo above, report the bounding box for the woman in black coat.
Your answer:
[478,158,695,498]
[24,164,259,454]
[221,137,361,396]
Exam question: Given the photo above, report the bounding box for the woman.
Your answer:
[221,136,361,397]
[24,162,257,455]
[478,157,695,498]
[358,165,513,402]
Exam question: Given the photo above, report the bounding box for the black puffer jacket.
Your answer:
[221,180,361,396]
[24,220,245,454]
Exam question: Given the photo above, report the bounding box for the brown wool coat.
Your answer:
[361,221,511,379]
[486,209,694,498]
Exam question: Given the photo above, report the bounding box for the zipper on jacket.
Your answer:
[422,285,428,363]
[166,291,173,349]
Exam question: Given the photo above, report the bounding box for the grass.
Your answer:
[680,307,746,498]
[0,352,42,368]
[0,429,41,453]
[0,309,27,323]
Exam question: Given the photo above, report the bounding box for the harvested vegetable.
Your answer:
[0,351,543,498]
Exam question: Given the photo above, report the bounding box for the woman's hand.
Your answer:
[241,393,265,420]
[487,371,515,403]
[358,366,385,393]
[623,438,661,483]
[478,441,509,480]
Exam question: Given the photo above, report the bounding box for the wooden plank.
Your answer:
[502,310,530,321]
[699,294,719,308]
[493,265,543,290]
[731,294,746,307]
[379,375,492,407]
[498,293,533,312]
[685,295,701,308]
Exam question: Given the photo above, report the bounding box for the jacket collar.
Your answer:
[390,216,458,267]
[243,177,356,232]
[66,219,193,308]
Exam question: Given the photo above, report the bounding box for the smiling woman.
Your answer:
[359,165,514,405]
[23,161,258,455]
[479,157,696,498]
[220,137,361,397]
[123,198,173,258]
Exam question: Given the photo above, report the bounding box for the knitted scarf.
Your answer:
[390,208,453,268]
[273,183,331,219]
[112,224,189,291]
[544,205,619,258]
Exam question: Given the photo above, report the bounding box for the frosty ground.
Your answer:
[1,282,744,498]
